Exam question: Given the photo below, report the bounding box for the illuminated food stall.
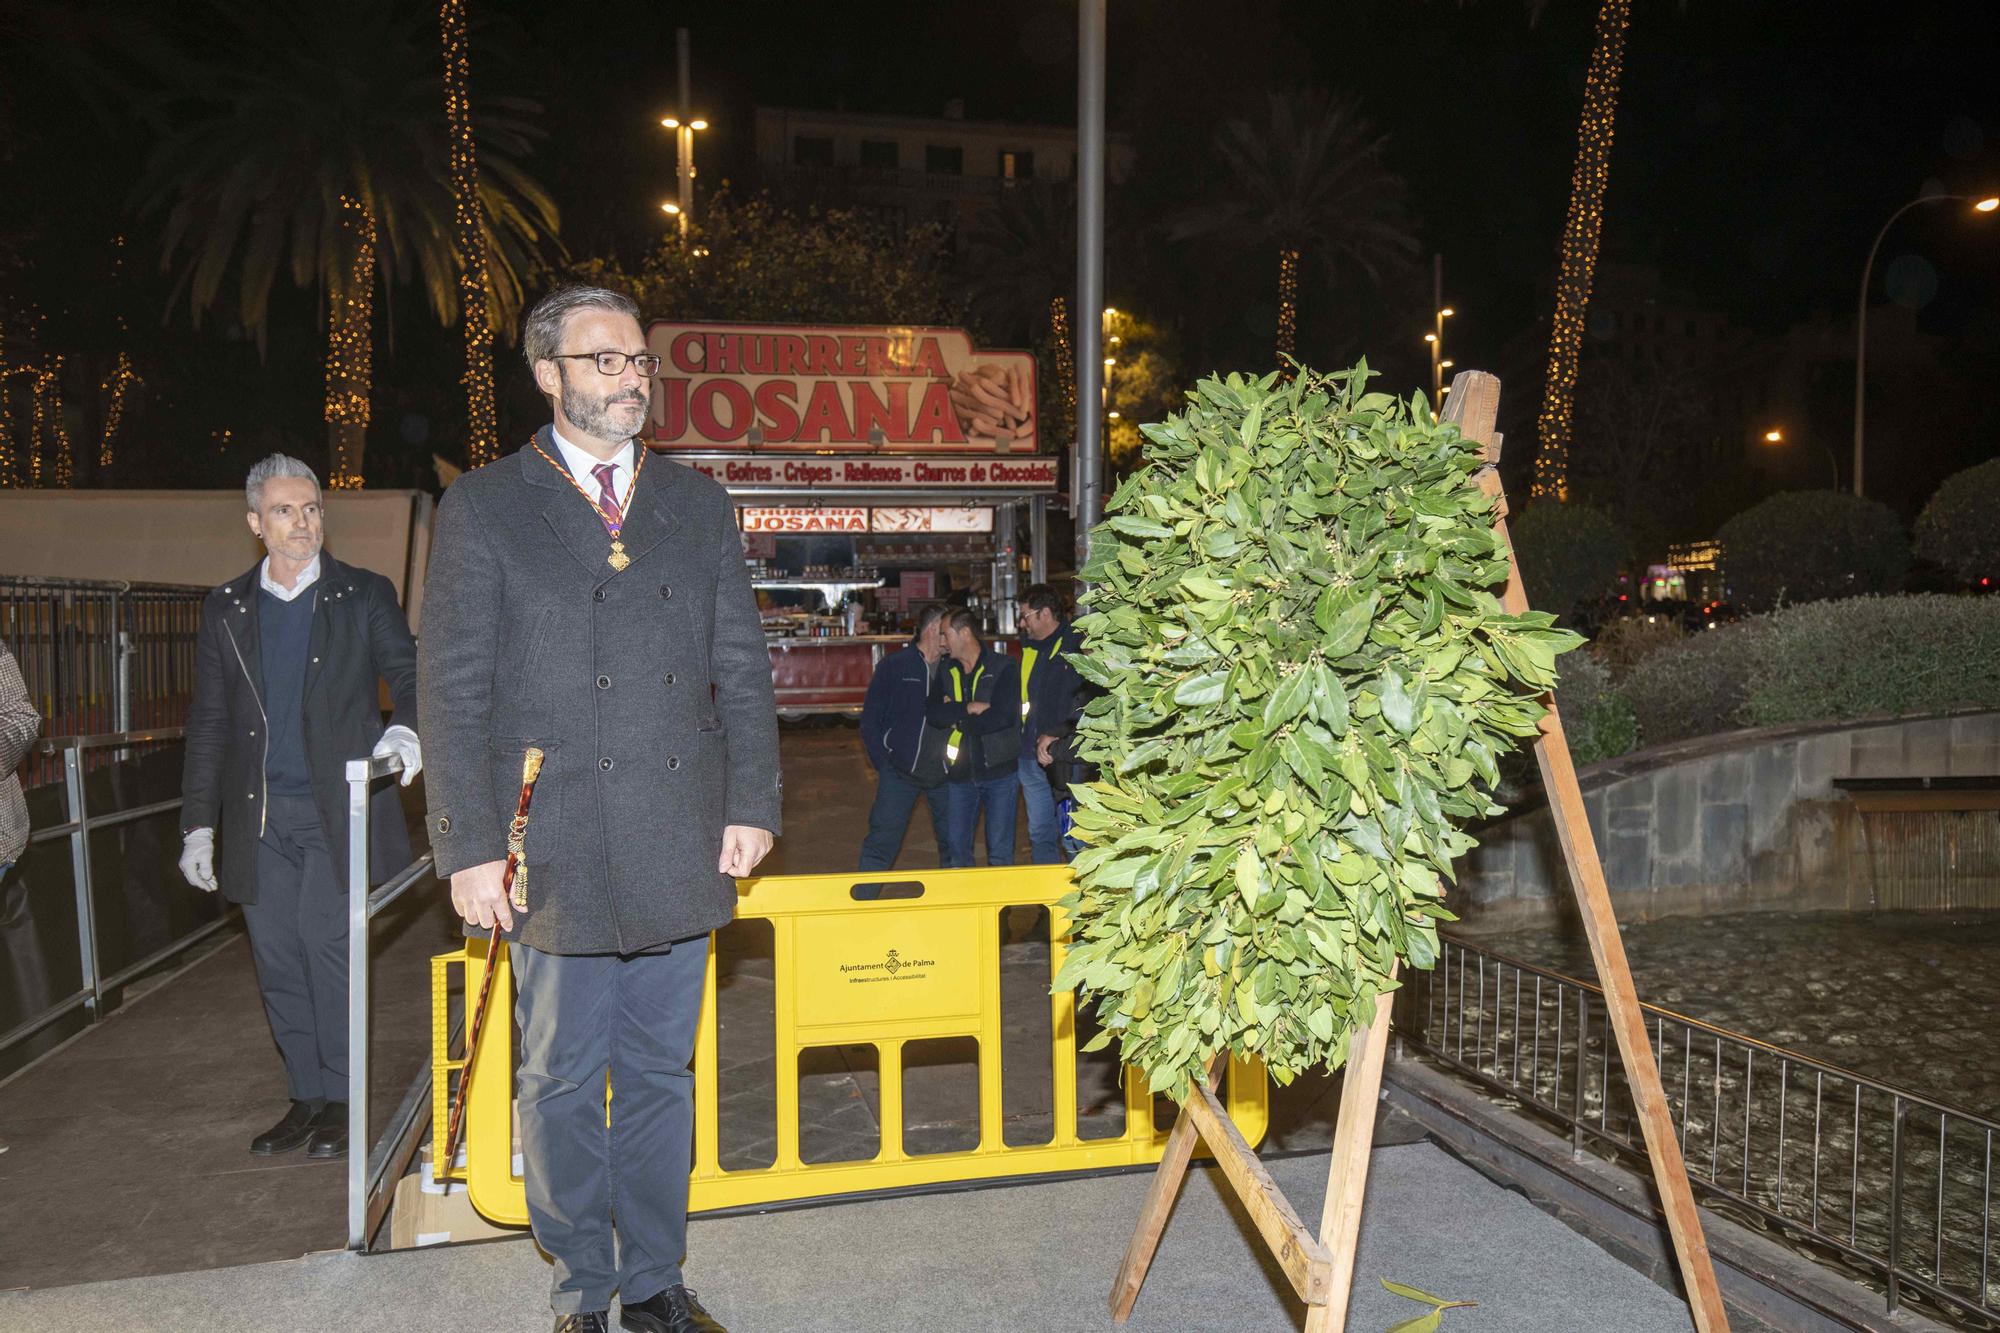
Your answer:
[645,320,1059,715]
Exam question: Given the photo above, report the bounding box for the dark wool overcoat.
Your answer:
[179,554,417,902]
[418,428,782,955]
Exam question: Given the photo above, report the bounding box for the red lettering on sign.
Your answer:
[703,333,738,375]
[809,335,839,376]
[796,381,852,442]
[912,337,948,378]
[782,460,835,484]
[754,380,799,443]
[849,380,907,444]
[775,335,806,376]
[659,378,687,438]
[724,460,776,482]
[909,381,963,443]
[670,331,704,374]
[691,379,751,442]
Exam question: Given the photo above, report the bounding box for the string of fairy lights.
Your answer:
[1276,246,1301,371]
[324,195,376,490]
[0,321,14,486]
[98,234,139,468]
[1532,0,1630,503]
[1049,295,1076,429]
[441,0,500,471]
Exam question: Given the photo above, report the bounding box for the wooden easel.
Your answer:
[1108,371,1731,1332]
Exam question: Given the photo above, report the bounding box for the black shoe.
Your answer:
[555,1315,609,1333]
[305,1101,348,1159]
[621,1286,726,1333]
[250,1100,320,1155]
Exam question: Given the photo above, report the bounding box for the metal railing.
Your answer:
[344,752,437,1251]
[3,577,206,789]
[1396,934,2000,1325]
[0,729,234,1060]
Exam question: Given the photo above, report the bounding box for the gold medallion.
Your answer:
[607,540,632,572]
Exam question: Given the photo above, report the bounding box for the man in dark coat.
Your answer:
[419,285,780,1333]
[856,602,951,875]
[178,454,420,1159]
[927,609,1022,868]
[1015,583,1082,864]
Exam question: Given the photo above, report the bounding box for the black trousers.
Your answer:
[243,791,347,1104]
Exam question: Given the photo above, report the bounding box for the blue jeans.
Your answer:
[858,764,951,880]
[1018,750,1063,864]
[946,770,1019,868]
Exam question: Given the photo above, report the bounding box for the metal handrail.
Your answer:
[2,728,238,1061]
[344,752,437,1250]
[1398,932,2000,1324]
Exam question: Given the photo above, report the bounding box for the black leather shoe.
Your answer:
[305,1101,348,1159]
[621,1286,725,1333]
[555,1315,609,1333]
[250,1100,319,1155]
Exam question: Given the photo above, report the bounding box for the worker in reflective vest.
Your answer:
[1016,583,1081,864]
[926,608,1022,868]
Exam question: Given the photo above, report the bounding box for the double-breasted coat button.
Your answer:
[436,816,451,834]
[659,584,672,599]
[594,588,608,602]
[666,756,680,771]
[663,672,676,686]
[597,675,611,689]
[599,757,613,771]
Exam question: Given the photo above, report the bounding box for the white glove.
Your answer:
[373,725,423,786]
[179,828,218,893]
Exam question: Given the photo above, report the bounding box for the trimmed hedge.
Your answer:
[1511,501,1626,623]
[1621,595,2000,747]
[1717,491,1907,612]
[1914,458,2000,587]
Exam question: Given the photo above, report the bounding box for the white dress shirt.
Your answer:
[551,428,636,518]
[258,553,321,603]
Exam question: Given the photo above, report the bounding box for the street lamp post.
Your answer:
[1426,254,1455,406]
[659,29,707,249]
[1852,192,1997,498]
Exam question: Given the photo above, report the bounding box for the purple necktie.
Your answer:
[590,462,623,535]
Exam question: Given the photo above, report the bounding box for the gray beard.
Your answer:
[557,367,649,443]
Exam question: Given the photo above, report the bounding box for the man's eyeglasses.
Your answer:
[550,351,664,378]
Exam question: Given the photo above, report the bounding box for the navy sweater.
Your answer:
[257,587,316,796]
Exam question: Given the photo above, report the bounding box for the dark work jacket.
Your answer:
[926,647,1022,782]
[179,554,418,904]
[1020,621,1082,745]
[861,644,947,785]
[418,431,783,956]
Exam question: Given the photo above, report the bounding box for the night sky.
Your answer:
[4,0,1997,521]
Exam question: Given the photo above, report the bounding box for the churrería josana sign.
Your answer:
[646,321,1038,452]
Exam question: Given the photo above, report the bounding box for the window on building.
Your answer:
[860,139,899,170]
[793,135,833,166]
[999,149,1035,181]
[925,144,963,175]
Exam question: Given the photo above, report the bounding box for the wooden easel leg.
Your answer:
[1304,979,1396,1333]
[1109,1060,1221,1322]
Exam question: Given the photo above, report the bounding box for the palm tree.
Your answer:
[965,181,1079,439]
[132,0,558,485]
[1173,91,1418,371]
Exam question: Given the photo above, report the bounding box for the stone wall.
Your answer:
[1451,711,2000,930]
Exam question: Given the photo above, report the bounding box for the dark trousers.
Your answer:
[514,936,709,1315]
[857,764,950,875]
[242,792,347,1104]
[1017,750,1064,865]
[947,769,1019,868]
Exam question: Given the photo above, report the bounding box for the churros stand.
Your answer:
[644,321,1059,716]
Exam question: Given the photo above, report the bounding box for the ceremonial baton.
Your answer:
[437,745,544,1182]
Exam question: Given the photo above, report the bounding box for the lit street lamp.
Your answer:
[1852,192,1998,498]
[659,116,707,245]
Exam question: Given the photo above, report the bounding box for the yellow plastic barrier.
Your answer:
[432,865,1266,1226]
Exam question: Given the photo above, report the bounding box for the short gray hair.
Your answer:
[245,454,319,512]
[522,285,642,369]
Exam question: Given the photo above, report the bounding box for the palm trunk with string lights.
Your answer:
[0,321,14,486]
[1049,295,1076,430]
[1276,247,1300,373]
[324,195,375,490]
[1532,0,1630,502]
[441,0,500,471]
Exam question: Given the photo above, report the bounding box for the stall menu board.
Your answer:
[676,454,1058,492]
[741,507,996,534]
[648,322,1038,453]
